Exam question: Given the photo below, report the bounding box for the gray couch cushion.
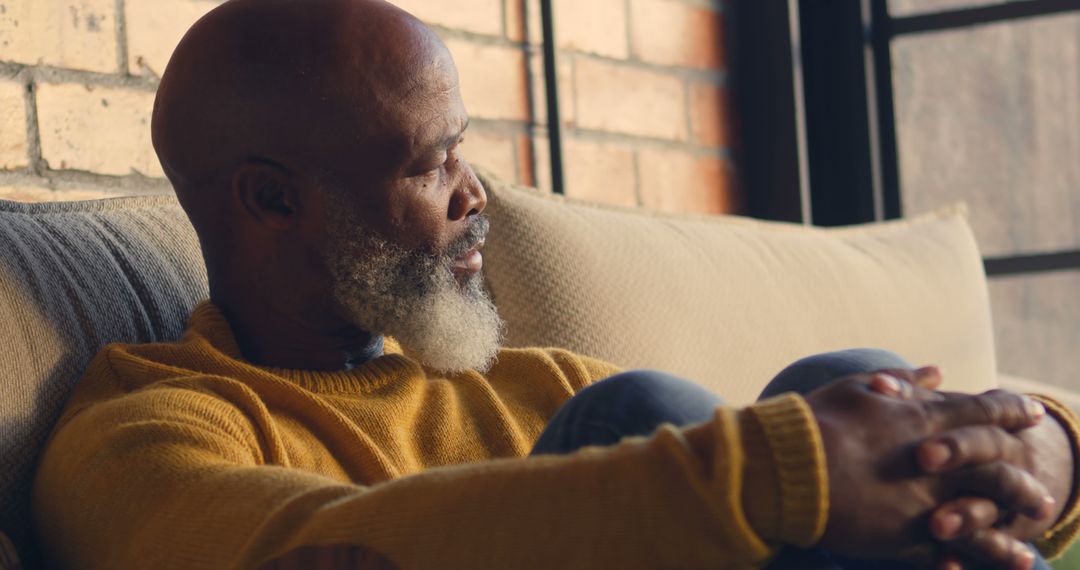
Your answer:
[0,196,207,563]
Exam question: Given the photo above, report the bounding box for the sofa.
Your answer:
[0,169,1042,568]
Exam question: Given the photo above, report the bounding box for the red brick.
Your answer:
[564,137,638,207]
[637,148,739,214]
[554,0,628,58]
[125,0,219,76]
[530,52,575,128]
[689,81,734,148]
[0,0,118,73]
[446,39,530,122]
[630,0,725,70]
[526,0,628,57]
[532,136,638,207]
[505,0,526,42]
[575,58,687,141]
[392,0,503,36]
[461,128,520,184]
[0,79,27,169]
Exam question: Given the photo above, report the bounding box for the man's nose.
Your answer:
[448,163,487,221]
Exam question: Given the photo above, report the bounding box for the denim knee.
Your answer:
[532,370,724,455]
[758,348,914,400]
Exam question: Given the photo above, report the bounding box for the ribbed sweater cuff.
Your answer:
[746,394,829,547]
[1031,395,1080,559]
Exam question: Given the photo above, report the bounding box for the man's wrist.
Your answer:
[743,395,829,548]
[1030,397,1080,522]
[738,410,783,541]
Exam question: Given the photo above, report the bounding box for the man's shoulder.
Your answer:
[87,335,204,384]
[59,336,232,426]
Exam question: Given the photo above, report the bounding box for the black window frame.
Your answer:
[731,0,1080,276]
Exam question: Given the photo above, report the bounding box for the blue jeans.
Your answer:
[531,348,1050,570]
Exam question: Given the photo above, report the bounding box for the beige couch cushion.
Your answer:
[0,196,208,564]
[480,174,999,405]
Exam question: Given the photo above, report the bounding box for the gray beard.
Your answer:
[324,209,504,374]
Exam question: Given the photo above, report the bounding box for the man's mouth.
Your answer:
[451,239,484,276]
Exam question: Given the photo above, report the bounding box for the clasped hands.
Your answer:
[806,367,1073,570]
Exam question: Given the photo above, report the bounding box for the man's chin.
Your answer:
[397,292,504,374]
[336,280,504,374]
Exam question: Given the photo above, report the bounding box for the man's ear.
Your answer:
[232,161,302,230]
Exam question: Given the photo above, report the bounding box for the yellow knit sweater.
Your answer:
[31,302,1079,568]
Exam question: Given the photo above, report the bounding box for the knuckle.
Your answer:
[984,530,1013,560]
[1007,539,1031,568]
[967,499,1000,529]
[1003,468,1044,512]
[973,393,1004,425]
[966,528,1009,563]
[988,427,1009,461]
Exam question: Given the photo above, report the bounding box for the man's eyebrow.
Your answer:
[443,118,469,147]
[420,119,470,158]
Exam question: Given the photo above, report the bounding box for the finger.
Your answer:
[918,425,1026,472]
[869,371,942,401]
[870,372,913,399]
[914,365,944,390]
[946,463,1055,520]
[946,528,1036,570]
[930,497,1001,540]
[937,555,964,570]
[927,390,1046,432]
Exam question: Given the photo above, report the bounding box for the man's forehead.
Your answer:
[388,65,469,146]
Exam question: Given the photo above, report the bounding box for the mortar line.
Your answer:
[23,65,158,91]
[559,126,732,159]
[469,118,532,134]
[499,0,509,40]
[0,169,172,194]
[430,25,526,49]
[20,68,44,177]
[571,50,729,84]
[115,0,130,75]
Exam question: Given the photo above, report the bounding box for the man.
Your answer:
[31,0,1079,568]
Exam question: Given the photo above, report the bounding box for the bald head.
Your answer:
[149,0,491,371]
[153,0,456,199]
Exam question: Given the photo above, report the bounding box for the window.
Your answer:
[733,0,1080,394]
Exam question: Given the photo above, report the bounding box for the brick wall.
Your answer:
[0,0,740,214]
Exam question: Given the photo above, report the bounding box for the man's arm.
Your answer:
[34,370,1049,570]
[33,382,822,570]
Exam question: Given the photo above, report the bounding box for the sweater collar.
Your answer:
[184,301,420,392]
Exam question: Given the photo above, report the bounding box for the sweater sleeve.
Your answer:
[33,384,826,570]
[1030,395,1080,559]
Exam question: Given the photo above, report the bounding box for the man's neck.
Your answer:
[211,289,384,372]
